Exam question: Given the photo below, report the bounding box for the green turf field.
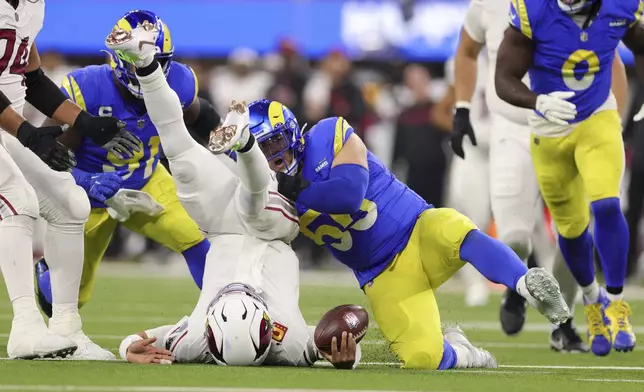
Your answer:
[1,274,643,392]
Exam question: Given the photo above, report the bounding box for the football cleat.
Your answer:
[500,288,527,336]
[35,258,53,318]
[605,299,636,352]
[550,319,589,353]
[208,101,251,154]
[523,268,571,326]
[584,288,611,356]
[444,326,498,368]
[49,313,116,361]
[7,315,77,360]
[105,19,159,68]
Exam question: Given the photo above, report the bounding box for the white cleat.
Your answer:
[7,316,77,360]
[49,314,116,361]
[444,326,497,369]
[523,268,571,325]
[65,331,117,361]
[105,19,159,67]
[208,101,251,154]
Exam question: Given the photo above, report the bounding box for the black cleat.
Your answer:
[35,258,53,318]
[550,318,589,353]
[500,288,527,336]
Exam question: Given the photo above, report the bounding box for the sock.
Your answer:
[45,223,83,318]
[182,239,209,289]
[459,230,528,290]
[606,291,623,302]
[557,228,595,287]
[581,281,599,303]
[591,198,628,294]
[0,215,40,319]
[438,339,457,370]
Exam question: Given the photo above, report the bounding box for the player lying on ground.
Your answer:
[495,0,639,356]
[0,0,143,360]
[35,10,215,318]
[107,23,358,369]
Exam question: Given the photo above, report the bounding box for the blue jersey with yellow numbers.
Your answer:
[296,117,431,287]
[60,62,198,208]
[509,0,643,122]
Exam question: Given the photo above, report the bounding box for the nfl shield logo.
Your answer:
[343,312,360,329]
[137,119,146,129]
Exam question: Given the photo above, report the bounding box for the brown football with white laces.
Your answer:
[314,305,369,354]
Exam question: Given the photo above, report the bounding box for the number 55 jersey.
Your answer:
[296,117,431,286]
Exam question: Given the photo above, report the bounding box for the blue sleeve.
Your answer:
[71,167,90,193]
[509,0,538,40]
[59,67,99,114]
[167,62,198,109]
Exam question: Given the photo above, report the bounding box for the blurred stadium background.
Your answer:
[23,0,644,284]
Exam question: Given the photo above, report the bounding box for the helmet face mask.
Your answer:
[109,10,174,99]
[205,283,273,366]
[247,99,303,175]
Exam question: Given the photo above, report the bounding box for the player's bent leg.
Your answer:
[123,165,208,288]
[575,110,635,352]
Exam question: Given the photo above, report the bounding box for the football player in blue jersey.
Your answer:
[495,0,642,356]
[34,10,219,316]
[215,99,570,370]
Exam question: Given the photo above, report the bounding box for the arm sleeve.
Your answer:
[235,141,272,217]
[463,1,487,43]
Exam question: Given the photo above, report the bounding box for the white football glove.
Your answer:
[535,91,577,125]
[106,189,165,222]
[633,103,644,122]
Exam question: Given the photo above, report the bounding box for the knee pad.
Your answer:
[499,230,532,261]
[40,181,90,225]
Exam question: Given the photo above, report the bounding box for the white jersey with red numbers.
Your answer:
[463,0,532,125]
[0,0,45,116]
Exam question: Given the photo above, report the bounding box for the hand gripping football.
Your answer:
[314,304,369,354]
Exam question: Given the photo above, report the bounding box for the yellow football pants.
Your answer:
[79,164,204,307]
[530,110,624,238]
[363,208,477,369]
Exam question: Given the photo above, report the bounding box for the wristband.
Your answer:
[119,334,143,361]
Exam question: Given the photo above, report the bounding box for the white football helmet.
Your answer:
[205,283,273,366]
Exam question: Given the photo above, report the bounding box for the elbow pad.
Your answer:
[25,67,68,118]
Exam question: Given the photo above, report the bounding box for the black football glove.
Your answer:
[17,122,76,172]
[450,105,477,159]
[276,172,310,203]
[73,111,142,160]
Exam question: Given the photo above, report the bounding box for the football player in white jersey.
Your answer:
[107,23,359,369]
[0,0,139,360]
[448,0,627,352]
[443,54,494,307]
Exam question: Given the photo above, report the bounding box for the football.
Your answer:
[314,304,369,353]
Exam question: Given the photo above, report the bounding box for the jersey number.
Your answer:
[561,50,600,91]
[299,199,377,252]
[103,136,161,181]
[0,29,29,79]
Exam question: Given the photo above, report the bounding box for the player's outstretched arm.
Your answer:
[183,97,222,145]
[119,326,174,364]
[621,21,644,122]
[0,91,76,171]
[25,43,141,159]
[611,49,628,117]
[494,27,537,109]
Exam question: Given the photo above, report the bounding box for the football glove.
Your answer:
[75,170,125,204]
[450,102,477,159]
[16,122,76,172]
[633,103,644,122]
[73,111,142,160]
[106,189,165,222]
[535,91,577,126]
[276,172,310,203]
